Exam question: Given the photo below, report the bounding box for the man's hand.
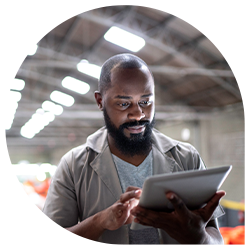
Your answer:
[131,190,225,244]
[99,186,142,231]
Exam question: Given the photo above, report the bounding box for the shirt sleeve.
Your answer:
[43,155,79,228]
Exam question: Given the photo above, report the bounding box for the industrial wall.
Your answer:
[157,105,244,202]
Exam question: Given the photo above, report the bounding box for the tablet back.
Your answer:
[139,165,232,211]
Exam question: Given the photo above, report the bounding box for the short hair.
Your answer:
[98,53,153,94]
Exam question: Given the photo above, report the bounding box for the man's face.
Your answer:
[100,66,155,156]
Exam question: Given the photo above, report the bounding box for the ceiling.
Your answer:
[6,6,243,163]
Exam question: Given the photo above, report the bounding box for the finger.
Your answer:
[125,186,141,192]
[166,192,190,217]
[200,190,226,221]
[131,206,171,228]
[115,202,130,218]
[120,189,141,203]
[131,206,155,226]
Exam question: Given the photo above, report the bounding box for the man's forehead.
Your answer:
[110,66,152,81]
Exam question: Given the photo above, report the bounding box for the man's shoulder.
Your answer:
[152,129,203,171]
[152,128,179,153]
[152,128,197,154]
[61,127,107,162]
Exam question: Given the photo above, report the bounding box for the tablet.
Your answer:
[131,165,232,230]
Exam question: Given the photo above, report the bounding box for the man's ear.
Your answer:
[94,91,103,111]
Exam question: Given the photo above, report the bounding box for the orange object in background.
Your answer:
[33,178,51,197]
[220,226,245,244]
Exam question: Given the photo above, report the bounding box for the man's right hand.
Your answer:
[98,186,142,231]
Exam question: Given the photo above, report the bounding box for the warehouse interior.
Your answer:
[5,6,244,244]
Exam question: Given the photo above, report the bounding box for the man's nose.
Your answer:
[128,104,145,121]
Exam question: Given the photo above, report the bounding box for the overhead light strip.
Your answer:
[11,79,25,91]
[50,90,75,107]
[61,76,90,94]
[104,26,146,52]
[77,60,101,79]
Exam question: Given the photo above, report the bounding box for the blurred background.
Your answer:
[5,6,244,244]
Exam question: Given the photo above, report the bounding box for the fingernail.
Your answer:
[124,202,130,207]
[167,193,175,200]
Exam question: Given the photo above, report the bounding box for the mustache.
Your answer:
[119,120,151,130]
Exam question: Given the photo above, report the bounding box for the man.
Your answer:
[43,53,225,244]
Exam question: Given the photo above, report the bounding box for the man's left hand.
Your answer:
[130,190,225,244]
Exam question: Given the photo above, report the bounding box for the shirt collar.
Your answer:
[86,126,108,154]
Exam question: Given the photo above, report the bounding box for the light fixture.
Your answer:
[61,76,90,94]
[50,90,75,107]
[42,100,63,115]
[10,90,22,103]
[181,128,191,141]
[20,96,65,139]
[104,26,146,52]
[10,5,51,18]
[20,110,55,139]
[76,60,101,79]
[5,91,22,130]
[11,79,25,91]
[6,38,38,56]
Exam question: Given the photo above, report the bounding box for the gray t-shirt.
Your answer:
[112,151,160,244]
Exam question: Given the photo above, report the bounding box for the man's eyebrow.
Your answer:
[114,93,153,99]
[114,95,132,99]
[141,93,153,98]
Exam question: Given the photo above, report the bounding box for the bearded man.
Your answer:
[43,53,225,244]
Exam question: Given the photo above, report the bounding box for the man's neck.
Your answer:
[107,134,151,166]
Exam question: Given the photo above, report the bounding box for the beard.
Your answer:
[103,107,155,157]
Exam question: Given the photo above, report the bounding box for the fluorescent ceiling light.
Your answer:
[104,26,145,52]
[11,79,25,91]
[20,110,56,139]
[50,90,75,107]
[42,100,63,115]
[6,38,38,56]
[10,91,22,103]
[10,5,51,18]
[77,60,101,79]
[62,76,90,94]
[5,91,21,130]
[20,98,62,138]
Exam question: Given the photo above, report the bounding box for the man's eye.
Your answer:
[119,102,129,107]
[139,101,151,106]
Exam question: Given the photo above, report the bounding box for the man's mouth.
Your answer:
[126,125,145,134]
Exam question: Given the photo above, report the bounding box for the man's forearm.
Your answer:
[38,213,104,245]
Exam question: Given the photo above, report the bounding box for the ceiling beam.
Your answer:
[16,68,96,103]
[145,15,175,37]
[79,11,195,66]
[77,11,207,68]
[21,59,235,78]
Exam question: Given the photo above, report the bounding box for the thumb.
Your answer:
[201,190,226,221]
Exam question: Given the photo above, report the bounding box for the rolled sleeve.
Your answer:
[43,156,79,228]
